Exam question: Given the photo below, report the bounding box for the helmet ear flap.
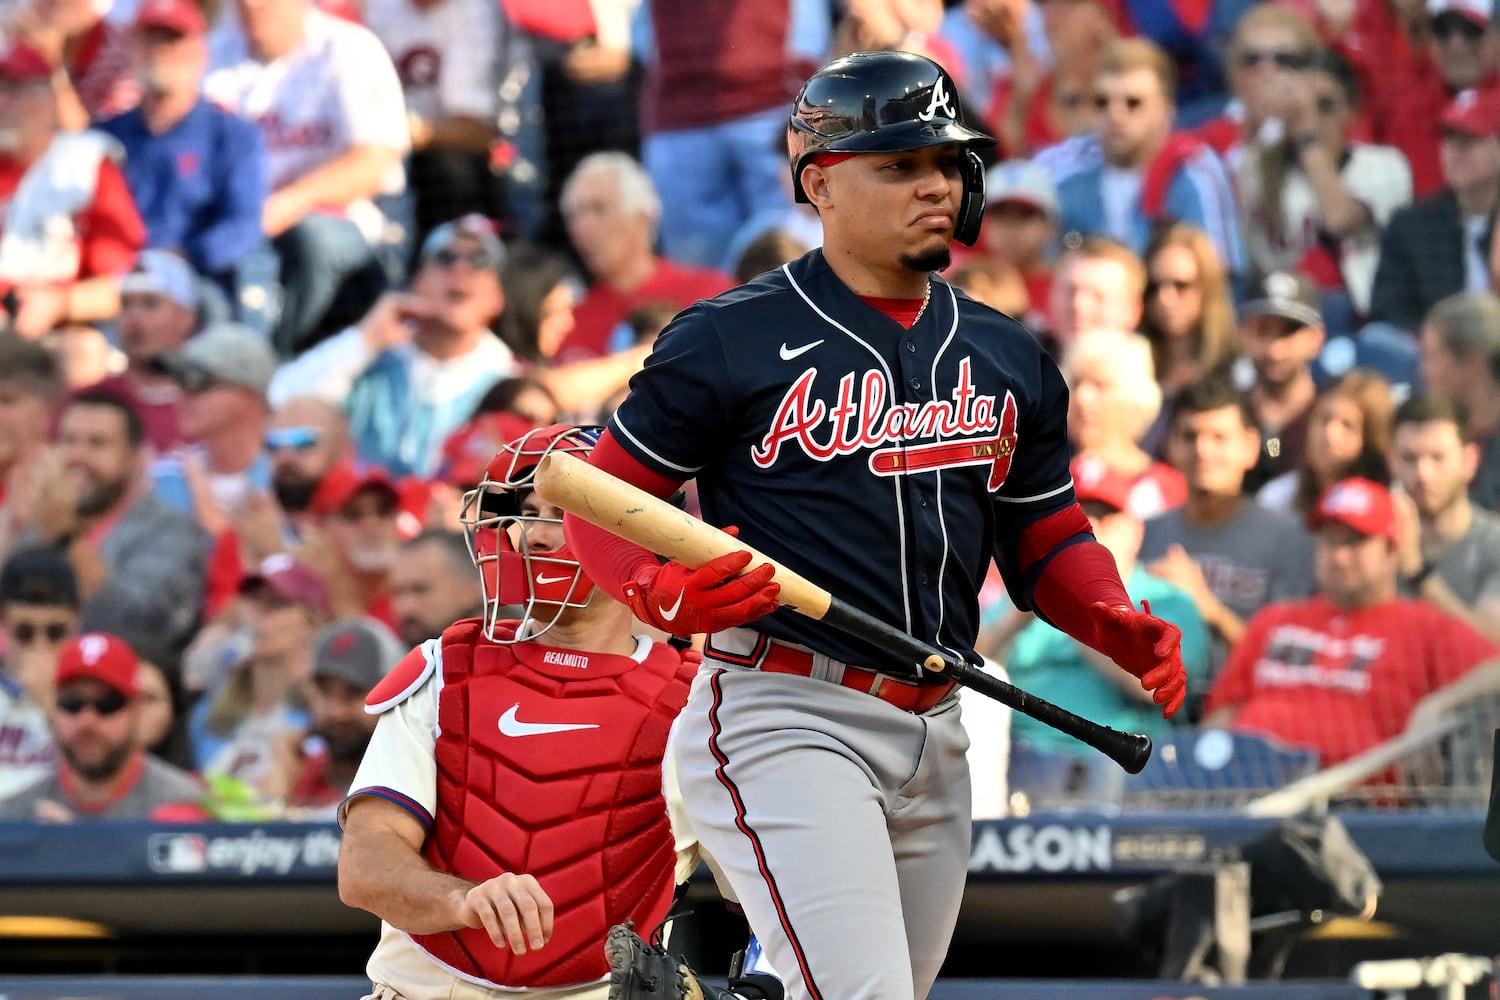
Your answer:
[954,149,987,247]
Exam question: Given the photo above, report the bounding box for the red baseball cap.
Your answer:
[133,0,206,35]
[0,42,53,84]
[438,412,539,489]
[1441,88,1500,137]
[1308,478,1401,543]
[1071,456,1134,513]
[310,462,401,516]
[239,554,331,615]
[56,633,140,698]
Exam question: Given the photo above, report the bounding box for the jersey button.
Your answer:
[909,376,921,390]
[921,574,930,585]
[919,497,929,507]
[906,341,916,353]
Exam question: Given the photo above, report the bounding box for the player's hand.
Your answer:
[459,872,554,954]
[623,533,781,637]
[1088,601,1186,719]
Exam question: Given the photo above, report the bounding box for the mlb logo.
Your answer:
[147,833,208,873]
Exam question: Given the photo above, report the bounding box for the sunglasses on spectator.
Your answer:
[266,426,321,452]
[56,691,131,716]
[1432,14,1486,42]
[1148,278,1196,295]
[174,365,223,395]
[1239,49,1307,70]
[11,621,69,645]
[430,247,497,271]
[1093,93,1146,112]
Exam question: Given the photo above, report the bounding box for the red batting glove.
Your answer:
[622,546,781,638]
[1087,600,1187,719]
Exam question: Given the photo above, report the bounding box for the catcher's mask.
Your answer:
[460,423,602,642]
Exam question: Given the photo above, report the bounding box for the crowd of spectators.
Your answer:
[3,0,1500,821]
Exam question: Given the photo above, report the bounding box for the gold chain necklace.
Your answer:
[913,280,932,325]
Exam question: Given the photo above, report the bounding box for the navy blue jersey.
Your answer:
[609,249,1076,674]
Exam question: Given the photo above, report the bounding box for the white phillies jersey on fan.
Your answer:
[204,8,410,241]
[363,0,500,126]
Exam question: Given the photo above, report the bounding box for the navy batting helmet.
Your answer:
[788,50,997,246]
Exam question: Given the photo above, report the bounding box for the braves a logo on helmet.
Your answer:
[752,358,1020,491]
[917,76,958,123]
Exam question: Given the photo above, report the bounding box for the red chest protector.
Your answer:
[410,621,695,989]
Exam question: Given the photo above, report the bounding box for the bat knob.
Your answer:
[923,654,947,673]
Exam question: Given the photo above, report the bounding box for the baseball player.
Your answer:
[338,425,712,1000]
[565,51,1188,1000]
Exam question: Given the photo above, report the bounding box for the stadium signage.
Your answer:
[969,824,1112,873]
[147,828,343,876]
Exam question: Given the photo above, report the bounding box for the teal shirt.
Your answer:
[1006,567,1209,757]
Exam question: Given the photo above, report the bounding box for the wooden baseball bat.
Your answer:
[533,452,1153,774]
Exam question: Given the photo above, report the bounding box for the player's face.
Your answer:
[821,144,963,273]
[0,381,51,470]
[57,403,140,518]
[1094,68,1171,167]
[1315,523,1398,608]
[1390,420,1477,518]
[52,678,140,782]
[1167,405,1260,497]
[1048,256,1140,345]
[1144,245,1203,339]
[515,494,565,557]
[118,292,196,362]
[1240,314,1322,390]
[1305,394,1365,479]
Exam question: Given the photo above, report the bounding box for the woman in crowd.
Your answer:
[1138,224,1239,455]
[1257,369,1395,515]
[1063,327,1186,520]
[188,560,330,806]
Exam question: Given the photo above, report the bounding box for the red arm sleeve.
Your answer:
[78,159,146,279]
[1018,503,1132,651]
[563,428,686,604]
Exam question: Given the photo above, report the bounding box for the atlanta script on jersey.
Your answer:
[609,249,1076,674]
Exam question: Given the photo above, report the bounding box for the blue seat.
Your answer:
[1123,729,1321,805]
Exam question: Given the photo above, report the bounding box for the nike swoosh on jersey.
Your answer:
[779,339,824,361]
[535,573,572,585]
[498,703,600,738]
[659,588,685,621]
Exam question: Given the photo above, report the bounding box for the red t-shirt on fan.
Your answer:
[553,259,732,363]
[0,153,145,286]
[1205,595,1498,765]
